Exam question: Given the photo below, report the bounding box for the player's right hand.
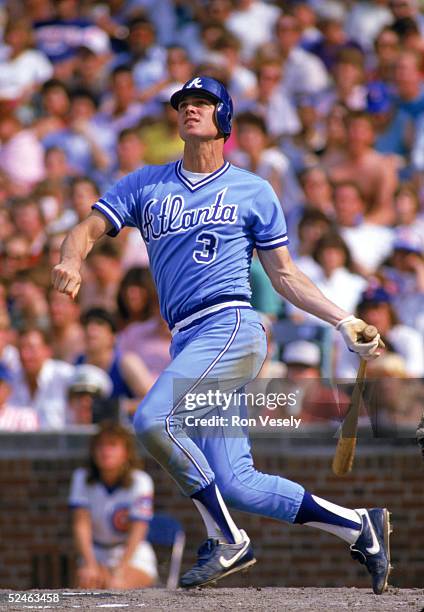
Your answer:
[51,261,82,300]
[336,315,383,360]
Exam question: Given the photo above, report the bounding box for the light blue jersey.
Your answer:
[93,160,288,329]
[94,158,305,528]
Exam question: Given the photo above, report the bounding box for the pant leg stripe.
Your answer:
[165,308,241,483]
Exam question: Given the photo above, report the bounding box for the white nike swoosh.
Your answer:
[219,539,249,568]
[364,512,381,555]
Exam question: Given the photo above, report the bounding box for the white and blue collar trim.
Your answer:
[175,159,231,192]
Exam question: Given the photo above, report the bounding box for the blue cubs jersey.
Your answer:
[93,160,288,328]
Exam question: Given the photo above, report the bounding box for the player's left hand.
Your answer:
[336,316,384,360]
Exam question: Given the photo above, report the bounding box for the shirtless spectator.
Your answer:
[325,111,398,225]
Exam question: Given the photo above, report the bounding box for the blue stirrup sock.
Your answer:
[294,491,362,544]
[191,482,243,544]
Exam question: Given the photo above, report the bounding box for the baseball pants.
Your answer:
[133,307,304,523]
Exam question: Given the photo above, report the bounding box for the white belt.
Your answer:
[171,300,251,337]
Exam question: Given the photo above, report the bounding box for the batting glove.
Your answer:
[336,315,382,360]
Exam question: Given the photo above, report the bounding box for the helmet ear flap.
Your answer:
[215,102,225,138]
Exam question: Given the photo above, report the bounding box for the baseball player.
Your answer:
[52,77,391,593]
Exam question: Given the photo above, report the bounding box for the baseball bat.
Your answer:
[332,325,377,476]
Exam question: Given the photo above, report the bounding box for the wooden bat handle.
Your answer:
[362,325,378,341]
[332,359,367,477]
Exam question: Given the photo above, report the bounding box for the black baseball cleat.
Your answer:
[179,529,256,588]
[350,508,392,594]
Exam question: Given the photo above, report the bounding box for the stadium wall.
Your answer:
[0,433,421,589]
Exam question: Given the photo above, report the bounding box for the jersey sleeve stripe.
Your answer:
[256,235,289,248]
[98,198,125,225]
[93,200,123,232]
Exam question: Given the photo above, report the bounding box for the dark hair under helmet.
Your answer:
[170,76,233,140]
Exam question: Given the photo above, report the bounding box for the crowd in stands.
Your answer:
[0,0,423,432]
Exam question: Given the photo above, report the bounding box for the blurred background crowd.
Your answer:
[0,0,423,433]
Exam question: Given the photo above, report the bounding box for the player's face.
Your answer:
[177,95,219,142]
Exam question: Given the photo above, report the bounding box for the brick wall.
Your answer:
[0,433,422,589]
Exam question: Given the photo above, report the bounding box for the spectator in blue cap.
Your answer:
[366,81,412,159]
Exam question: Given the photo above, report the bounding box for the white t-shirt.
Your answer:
[244,90,301,138]
[344,3,393,50]
[282,47,330,98]
[0,48,53,100]
[69,468,154,546]
[341,224,395,273]
[227,0,281,61]
[9,359,75,430]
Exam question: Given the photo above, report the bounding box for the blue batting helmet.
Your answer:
[170,76,233,139]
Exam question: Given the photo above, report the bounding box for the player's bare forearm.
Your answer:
[52,210,112,298]
[259,246,350,327]
[61,211,111,265]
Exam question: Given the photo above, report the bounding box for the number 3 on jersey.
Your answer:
[193,231,219,264]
